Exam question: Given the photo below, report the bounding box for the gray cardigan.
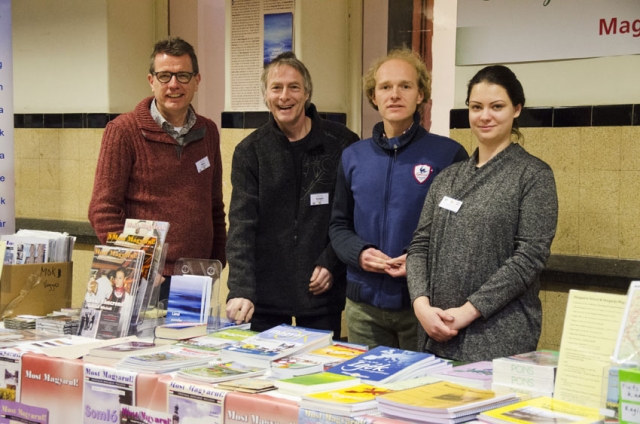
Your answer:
[406,143,558,361]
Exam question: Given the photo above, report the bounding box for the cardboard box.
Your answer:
[0,262,72,318]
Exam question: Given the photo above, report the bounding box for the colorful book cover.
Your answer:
[224,392,299,424]
[216,377,276,394]
[20,353,84,423]
[221,324,332,363]
[0,399,48,424]
[177,361,265,383]
[478,396,602,424]
[301,384,393,416]
[377,381,516,416]
[327,345,436,384]
[274,372,360,394]
[0,349,24,401]
[307,343,368,370]
[492,350,559,380]
[83,363,137,423]
[166,275,212,324]
[434,360,493,389]
[120,405,172,424]
[167,379,227,424]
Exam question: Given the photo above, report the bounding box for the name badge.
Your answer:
[310,193,329,206]
[195,156,210,173]
[439,196,462,213]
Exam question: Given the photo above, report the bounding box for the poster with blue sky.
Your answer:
[263,12,293,65]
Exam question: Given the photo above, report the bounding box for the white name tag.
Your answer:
[439,196,462,213]
[310,193,329,205]
[195,156,210,173]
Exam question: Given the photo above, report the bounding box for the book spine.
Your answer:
[492,371,555,392]
[491,358,556,380]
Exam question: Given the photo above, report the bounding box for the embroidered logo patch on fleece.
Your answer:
[413,164,433,184]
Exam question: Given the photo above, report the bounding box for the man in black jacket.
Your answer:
[225,52,359,337]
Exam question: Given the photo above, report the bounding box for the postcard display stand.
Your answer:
[173,258,223,332]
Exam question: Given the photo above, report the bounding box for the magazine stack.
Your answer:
[1,229,75,264]
[478,396,602,424]
[432,360,494,389]
[298,383,394,422]
[492,350,559,398]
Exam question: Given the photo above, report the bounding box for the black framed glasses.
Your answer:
[152,71,197,84]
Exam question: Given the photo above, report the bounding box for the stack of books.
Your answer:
[1,229,75,264]
[376,381,518,423]
[165,274,213,325]
[3,315,40,330]
[492,350,558,398]
[327,345,451,385]
[177,360,266,383]
[478,396,603,424]
[35,314,80,335]
[271,342,368,378]
[274,372,360,396]
[217,377,277,394]
[174,326,257,352]
[298,383,394,421]
[432,360,493,389]
[115,346,217,373]
[83,339,172,365]
[220,324,333,367]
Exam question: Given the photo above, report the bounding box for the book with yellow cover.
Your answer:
[300,384,394,417]
[376,381,517,420]
[478,396,603,424]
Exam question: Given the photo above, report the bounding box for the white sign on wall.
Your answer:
[457,0,640,65]
[0,0,15,234]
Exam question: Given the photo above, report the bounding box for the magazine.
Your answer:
[83,363,137,424]
[167,380,227,424]
[79,246,145,339]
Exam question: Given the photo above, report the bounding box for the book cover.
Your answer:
[433,360,493,389]
[274,372,360,395]
[116,347,216,373]
[327,345,437,384]
[83,363,137,424]
[224,391,299,424]
[271,355,325,378]
[306,343,368,370]
[0,399,48,424]
[478,396,602,424]
[167,379,227,424]
[376,381,517,417]
[614,281,640,364]
[120,405,172,424]
[80,245,145,339]
[221,324,333,365]
[166,275,212,324]
[20,353,84,423]
[177,361,266,383]
[492,350,559,380]
[87,340,169,359]
[492,371,555,392]
[300,384,394,416]
[216,377,276,394]
[0,349,24,402]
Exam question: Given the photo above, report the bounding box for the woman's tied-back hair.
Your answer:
[466,65,526,142]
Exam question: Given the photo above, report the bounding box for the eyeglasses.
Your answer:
[152,71,197,84]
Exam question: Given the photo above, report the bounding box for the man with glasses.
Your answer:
[89,37,226,303]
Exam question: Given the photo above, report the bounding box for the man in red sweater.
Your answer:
[88,37,226,301]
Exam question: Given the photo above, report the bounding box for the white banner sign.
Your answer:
[0,0,15,234]
[457,0,640,65]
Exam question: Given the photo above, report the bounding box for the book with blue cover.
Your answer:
[165,275,212,324]
[326,345,450,385]
[220,324,333,367]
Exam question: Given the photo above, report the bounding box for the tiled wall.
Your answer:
[13,106,640,349]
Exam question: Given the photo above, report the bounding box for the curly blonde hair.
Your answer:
[363,48,431,111]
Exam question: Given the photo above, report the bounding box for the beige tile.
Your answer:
[619,214,640,259]
[14,129,42,160]
[15,188,40,219]
[59,131,81,161]
[620,127,640,171]
[580,127,621,171]
[38,188,61,219]
[16,159,40,191]
[71,244,96,308]
[620,171,640,219]
[38,158,61,190]
[540,285,570,351]
[38,130,61,160]
[578,212,619,257]
[449,129,473,155]
[59,190,82,221]
[578,170,619,216]
[59,160,81,193]
[537,128,580,172]
[551,211,579,255]
[554,170,579,215]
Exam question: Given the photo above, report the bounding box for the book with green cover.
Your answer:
[274,372,360,395]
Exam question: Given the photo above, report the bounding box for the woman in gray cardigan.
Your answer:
[406,65,558,361]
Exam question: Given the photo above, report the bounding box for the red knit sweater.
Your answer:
[88,97,226,274]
